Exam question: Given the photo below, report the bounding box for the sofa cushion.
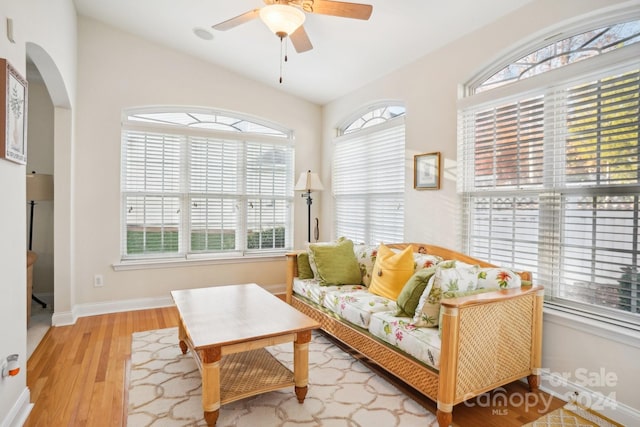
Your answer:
[412,261,479,327]
[326,290,397,329]
[369,311,442,370]
[396,266,437,317]
[477,267,522,289]
[296,252,314,280]
[292,277,366,306]
[308,238,362,286]
[368,244,415,300]
[353,244,378,286]
[413,253,444,270]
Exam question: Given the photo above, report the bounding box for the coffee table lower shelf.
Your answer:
[218,348,295,404]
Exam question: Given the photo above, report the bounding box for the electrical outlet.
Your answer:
[94,274,104,287]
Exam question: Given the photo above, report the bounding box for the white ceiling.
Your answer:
[73,0,533,105]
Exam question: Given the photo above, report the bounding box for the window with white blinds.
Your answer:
[334,106,405,244]
[459,52,639,326]
[121,108,294,260]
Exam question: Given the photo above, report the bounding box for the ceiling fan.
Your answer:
[212,0,373,53]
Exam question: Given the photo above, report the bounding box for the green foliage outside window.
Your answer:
[127,228,285,253]
[247,227,285,249]
[191,231,236,251]
[127,230,179,254]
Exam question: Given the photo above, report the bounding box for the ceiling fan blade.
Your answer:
[212,9,261,31]
[290,25,313,53]
[306,0,373,20]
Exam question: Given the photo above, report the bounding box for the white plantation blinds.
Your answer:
[459,62,640,324]
[123,131,182,254]
[121,108,294,259]
[334,114,405,244]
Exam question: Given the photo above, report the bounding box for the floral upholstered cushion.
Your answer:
[412,261,479,327]
[325,290,397,329]
[413,253,444,270]
[389,247,444,271]
[353,244,378,286]
[292,278,366,306]
[369,311,442,370]
[477,267,522,289]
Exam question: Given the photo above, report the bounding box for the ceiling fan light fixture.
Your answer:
[259,4,305,37]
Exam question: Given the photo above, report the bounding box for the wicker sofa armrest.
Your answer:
[285,251,302,304]
[437,285,544,424]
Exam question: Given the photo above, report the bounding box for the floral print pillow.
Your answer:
[353,244,378,287]
[412,261,479,327]
[477,268,522,289]
[413,253,444,271]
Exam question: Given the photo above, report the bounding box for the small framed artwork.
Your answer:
[0,58,28,165]
[414,152,440,190]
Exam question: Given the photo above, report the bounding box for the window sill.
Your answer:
[112,253,286,271]
[543,303,640,349]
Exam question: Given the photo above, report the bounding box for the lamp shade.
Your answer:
[259,4,306,37]
[26,173,54,201]
[295,170,324,192]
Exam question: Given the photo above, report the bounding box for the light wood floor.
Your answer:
[25,306,564,426]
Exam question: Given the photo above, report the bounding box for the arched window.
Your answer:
[475,19,640,92]
[121,107,294,260]
[458,16,640,326]
[334,104,406,244]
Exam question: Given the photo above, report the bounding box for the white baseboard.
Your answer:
[51,283,287,327]
[540,371,640,426]
[51,310,76,326]
[1,387,33,427]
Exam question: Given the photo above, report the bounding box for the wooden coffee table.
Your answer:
[171,283,320,426]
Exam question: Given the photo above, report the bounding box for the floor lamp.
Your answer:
[295,170,324,243]
[27,171,54,309]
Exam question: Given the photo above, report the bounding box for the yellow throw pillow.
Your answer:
[368,244,415,300]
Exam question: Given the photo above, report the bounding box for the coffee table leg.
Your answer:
[294,330,312,403]
[201,347,222,426]
[178,322,188,354]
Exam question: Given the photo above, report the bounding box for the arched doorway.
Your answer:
[25,42,73,353]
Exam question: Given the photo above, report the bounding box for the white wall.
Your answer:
[0,0,76,424]
[322,0,640,424]
[70,17,322,309]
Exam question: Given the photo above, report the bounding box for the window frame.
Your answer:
[333,104,406,245]
[119,107,295,265]
[459,23,640,330]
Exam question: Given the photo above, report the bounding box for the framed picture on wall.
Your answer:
[414,152,440,190]
[1,58,28,165]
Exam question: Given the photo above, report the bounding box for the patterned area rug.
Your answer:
[128,327,438,426]
[524,403,623,427]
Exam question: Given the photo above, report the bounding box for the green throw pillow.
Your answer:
[396,266,437,317]
[296,252,314,280]
[308,238,361,286]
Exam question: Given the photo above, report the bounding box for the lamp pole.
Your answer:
[302,190,312,242]
[295,170,323,243]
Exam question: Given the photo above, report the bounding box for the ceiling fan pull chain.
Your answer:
[279,35,284,83]
[284,36,289,63]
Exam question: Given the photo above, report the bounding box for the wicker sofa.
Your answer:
[285,242,544,427]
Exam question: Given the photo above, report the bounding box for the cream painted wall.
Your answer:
[0,0,76,423]
[321,0,640,424]
[72,17,322,306]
